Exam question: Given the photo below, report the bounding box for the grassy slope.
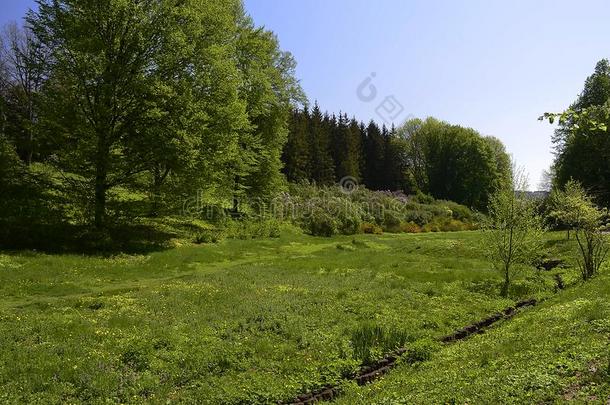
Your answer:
[336,264,610,404]
[0,230,592,403]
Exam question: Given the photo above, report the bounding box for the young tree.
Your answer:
[550,180,608,280]
[484,168,545,296]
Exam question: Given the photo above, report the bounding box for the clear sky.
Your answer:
[3,0,610,189]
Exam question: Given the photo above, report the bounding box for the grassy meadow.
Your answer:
[0,228,592,404]
[337,270,610,404]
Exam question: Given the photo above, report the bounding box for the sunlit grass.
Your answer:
[0,230,581,403]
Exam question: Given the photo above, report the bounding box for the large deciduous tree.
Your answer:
[396,117,511,210]
[30,0,185,227]
[550,59,610,207]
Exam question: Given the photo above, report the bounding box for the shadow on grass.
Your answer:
[0,220,177,255]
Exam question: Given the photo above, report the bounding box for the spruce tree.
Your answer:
[283,107,311,182]
[308,102,334,184]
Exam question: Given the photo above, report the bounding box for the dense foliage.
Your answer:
[547,59,610,207]
[283,110,511,211]
[0,0,303,228]
[0,1,514,235]
[280,183,478,237]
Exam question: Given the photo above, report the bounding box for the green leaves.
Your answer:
[20,0,302,224]
[550,180,609,280]
[542,60,610,208]
[483,167,546,296]
[397,117,511,211]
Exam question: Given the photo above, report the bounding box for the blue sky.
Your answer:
[3,0,610,189]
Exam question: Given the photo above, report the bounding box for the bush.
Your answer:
[194,229,224,244]
[382,210,403,232]
[302,208,339,237]
[361,222,383,235]
[404,209,434,226]
[413,191,435,205]
[284,183,479,236]
[422,223,441,233]
[400,222,422,233]
[335,203,364,235]
[439,219,470,232]
[440,200,475,222]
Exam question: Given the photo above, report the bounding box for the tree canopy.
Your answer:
[0,0,302,227]
[546,59,610,207]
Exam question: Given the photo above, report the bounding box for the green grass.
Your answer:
[335,270,610,404]
[0,229,594,403]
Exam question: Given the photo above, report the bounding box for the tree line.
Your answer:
[283,106,511,211]
[0,0,514,232]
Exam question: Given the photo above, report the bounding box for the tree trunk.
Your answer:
[94,136,109,229]
[150,170,161,218]
[149,166,169,217]
[26,96,34,165]
[501,269,510,297]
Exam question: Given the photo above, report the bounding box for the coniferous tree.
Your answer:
[347,117,363,180]
[330,113,360,181]
[363,121,386,190]
[309,102,334,184]
[283,107,311,182]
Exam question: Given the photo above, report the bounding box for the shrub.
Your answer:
[361,222,383,235]
[413,191,435,205]
[285,183,479,236]
[193,229,224,244]
[439,219,469,232]
[422,223,441,233]
[404,209,434,226]
[335,204,364,235]
[440,200,475,222]
[302,208,339,237]
[400,222,422,233]
[382,210,403,232]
